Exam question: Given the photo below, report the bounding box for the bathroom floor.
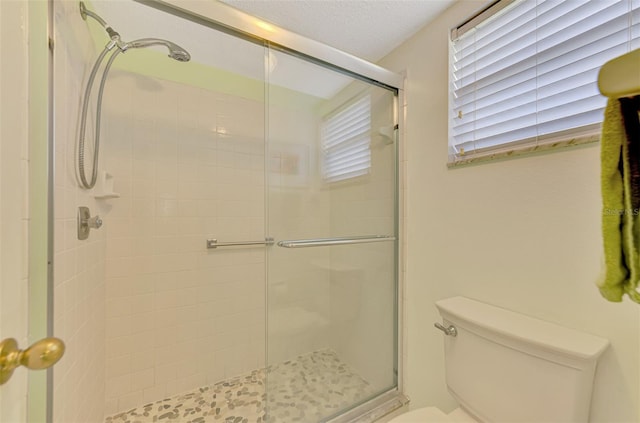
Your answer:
[104,350,375,423]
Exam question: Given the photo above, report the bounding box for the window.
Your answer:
[321,94,371,182]
[449,0,640,165]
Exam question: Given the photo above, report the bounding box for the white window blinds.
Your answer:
[321,95,371,182]
[449,0,640,164]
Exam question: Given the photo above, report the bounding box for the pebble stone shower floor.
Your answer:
[104,350,376,423]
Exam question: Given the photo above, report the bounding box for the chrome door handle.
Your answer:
[206,237,274,249]
[434,322,457,337]
[0,337,65,384]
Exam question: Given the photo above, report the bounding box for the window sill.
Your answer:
[447,133,600,168]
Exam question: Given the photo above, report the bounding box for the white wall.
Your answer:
[0,1,30,421]
[379,1,640,422]
[52,2,106,422]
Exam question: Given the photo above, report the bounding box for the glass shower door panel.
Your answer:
[89,1,270,417]
[266,47,397,422]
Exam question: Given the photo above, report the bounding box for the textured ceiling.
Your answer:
[220,0,456,62]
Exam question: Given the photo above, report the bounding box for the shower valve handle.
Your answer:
[77,206,102,240]
[87,215,103,229]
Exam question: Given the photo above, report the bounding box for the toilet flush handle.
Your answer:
[434,322,457,337]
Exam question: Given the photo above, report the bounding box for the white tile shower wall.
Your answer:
[52,2,107,422]
[101,71,270,414]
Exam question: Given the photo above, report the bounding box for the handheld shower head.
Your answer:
[76,4,192,189]
[127,38,191,62]
[169,50,191,62]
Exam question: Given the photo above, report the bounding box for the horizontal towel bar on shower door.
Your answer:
[206,237,274,249]
[277,235,396,248]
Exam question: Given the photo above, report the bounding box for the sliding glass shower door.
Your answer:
[51,0,399,420]
[265,47,398,422]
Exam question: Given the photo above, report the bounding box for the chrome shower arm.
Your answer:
[79,2,107,27]
[79,1,121,41]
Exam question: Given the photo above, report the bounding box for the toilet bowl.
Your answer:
[389,297,609,423]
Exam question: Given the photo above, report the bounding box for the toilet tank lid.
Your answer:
[436,297,610,361]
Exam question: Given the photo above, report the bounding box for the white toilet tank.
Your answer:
[436,297,609,423]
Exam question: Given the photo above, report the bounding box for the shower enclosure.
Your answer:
[51,1,402,422]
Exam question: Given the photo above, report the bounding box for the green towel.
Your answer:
[598,98,640,303]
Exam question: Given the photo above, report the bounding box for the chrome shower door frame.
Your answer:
[125,1,405,421]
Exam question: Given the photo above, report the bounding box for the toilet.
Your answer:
[390,297,610,422]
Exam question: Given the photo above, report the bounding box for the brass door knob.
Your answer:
[0,337,65,385]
